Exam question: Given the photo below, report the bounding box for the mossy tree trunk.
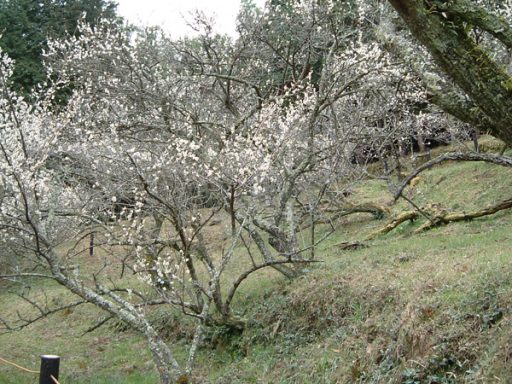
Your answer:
[387,0,512,146]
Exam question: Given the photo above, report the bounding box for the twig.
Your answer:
[3,300,86,332]
[82,315,114,335]
[398,193,434,223]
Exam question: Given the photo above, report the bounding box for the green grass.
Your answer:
[2,146,512,383]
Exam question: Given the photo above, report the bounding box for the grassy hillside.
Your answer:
[2,143,512,383]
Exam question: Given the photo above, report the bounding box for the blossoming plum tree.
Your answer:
[0,2,460,382]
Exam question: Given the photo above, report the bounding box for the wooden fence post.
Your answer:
[39,355,60,384]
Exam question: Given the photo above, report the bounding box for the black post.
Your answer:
[89,231,94,257]
[39,355,60,384]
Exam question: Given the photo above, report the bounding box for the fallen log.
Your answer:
[368,211,419,239]
[370,198,512,238]
[415,198,512,233]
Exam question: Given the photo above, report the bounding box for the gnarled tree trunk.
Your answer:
[387,0,512,146]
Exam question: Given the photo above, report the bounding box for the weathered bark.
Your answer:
[48,259,183,384]
[89,232,94,257]
[387,0,512,146]
[428,88,493,134]
[239,217,298,278]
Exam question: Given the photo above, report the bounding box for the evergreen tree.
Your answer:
[0,0,120,96]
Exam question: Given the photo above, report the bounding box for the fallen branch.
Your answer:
[369,198,512,238]
[307,203,390,229]
[368,211,418,239]
[394,152,512,201]
[333,241,367,250]
[415,198,512,233]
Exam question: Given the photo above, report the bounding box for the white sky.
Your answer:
[116,0,265,38]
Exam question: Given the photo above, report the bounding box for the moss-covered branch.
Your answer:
[387,0,512,146]
[428,88,493,133]
[434,0,512,49]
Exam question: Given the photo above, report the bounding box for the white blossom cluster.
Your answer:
[0,48,84,255]
[0,1,460,308]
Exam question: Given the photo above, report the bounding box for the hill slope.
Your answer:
[2,147,512,383]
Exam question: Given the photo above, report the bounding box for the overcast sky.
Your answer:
[116,0,265,38]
